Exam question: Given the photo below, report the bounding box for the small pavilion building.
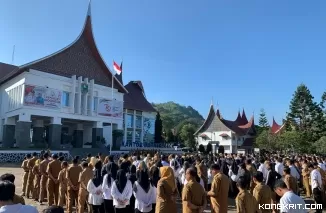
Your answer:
[0,4,127,149]
[194,104,256,154]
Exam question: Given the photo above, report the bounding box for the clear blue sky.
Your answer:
[1,0,326,124]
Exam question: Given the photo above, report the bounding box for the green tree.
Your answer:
[314,136,326,154]
[259,108,269,128]
[154,112,163,142]
[198,144,205,153]
[286,84,326,142]
[165,129,175,142]
[255,130,278,150]
[278,131,309,153]
[180,124,197,148]
[206,142,212,153]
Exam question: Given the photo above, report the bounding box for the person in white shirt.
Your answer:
[149,165,159,211]
[275,157,284,176]
[258,158,268,181]
[180,162,191,186]
[161,155,170,167]
[0,181,38,213]
[111,169,133,213]
[87,161,104,213]
[102,162,118,213]
[308,163,323,213]
[133,156,141,168]
[274,180,308,213]
[286,159,300,180]
[133,170,155,213]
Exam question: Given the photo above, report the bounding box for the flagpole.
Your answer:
[110,63,114,155]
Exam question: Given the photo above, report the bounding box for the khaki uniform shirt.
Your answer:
[182,180,206,213]
[209,172,229,213]
[253,183,272,213]
[78,167,94,191]
[236,190,259,213]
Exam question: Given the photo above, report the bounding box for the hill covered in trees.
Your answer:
[152,101,204,143]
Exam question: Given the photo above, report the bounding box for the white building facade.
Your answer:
[195,105,255,154]
[0,4,128,149]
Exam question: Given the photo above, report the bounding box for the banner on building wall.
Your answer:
[97,99,123,118]
[24,85,62,109]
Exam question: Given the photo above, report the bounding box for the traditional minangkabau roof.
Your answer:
[123,81,156,112]
[194,103,255,136]
[241,109,248,124]
[216,108,221,118]
[0,2,127,93]
[270,117,285,134]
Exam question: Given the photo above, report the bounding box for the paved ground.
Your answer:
[0,165,322,212]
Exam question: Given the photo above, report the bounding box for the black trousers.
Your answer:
[313,188,323,213]
[103,199,114,213]
[151,203,156,213]
[92,204,104,213]
[115,207,128,213]
[135,209,151,213]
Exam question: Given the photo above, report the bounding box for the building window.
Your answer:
[127,109,134,114]
[126,114,134,128]
[62,91,69,107]
[127,130,133,142]
[135,129,141,142]
[136,110,142,115]
[93,97,98,111]
[135,115,142,129]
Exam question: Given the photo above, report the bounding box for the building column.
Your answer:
[76,76,82,114]
[124,110,127,146]
[83,78,88,115]
[74,123,83,148]
[48,117,62,149]
[132,110,136,142]
[92,121,103,148]
[70,75,76,113]
[15,113,31,149]
[140,116,144,143]
[89,79,94,116]
[2,117,16,148]
[32,120,44,147]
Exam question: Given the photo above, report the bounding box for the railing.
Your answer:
[121,142,175,149]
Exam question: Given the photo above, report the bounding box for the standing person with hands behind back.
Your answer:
[66,158,82,213]
[182,167,206,213]
[47,154,61,206]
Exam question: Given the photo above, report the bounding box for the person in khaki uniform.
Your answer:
[57,161,68,207]
[32,158,42,201]
[78,161,94,213]
[302,163,311,198]
[155,166,179,213]
[283,167,298,194]
[245,159,257,194]
[67,158,83,213]
[182,167,207,213]
[207,164,229,213]
[196,158,208,190]
[26,152,38,198]
[39,153,50,204]
[47,154,62,206]
[253,171,272,213]
[236,176,259,213]
[21,154,31,196]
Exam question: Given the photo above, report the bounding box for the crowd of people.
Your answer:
[0,151,324,213]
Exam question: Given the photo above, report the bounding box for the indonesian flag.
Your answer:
[113,61,122,75]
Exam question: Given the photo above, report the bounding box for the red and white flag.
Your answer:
[113,61,122,75]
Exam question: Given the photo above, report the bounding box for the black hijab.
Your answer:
[231,160,239,175]
[191,166,201,183]
[150,166,160,188]
[115,169,127,193]
[135,170,150,193]
[128,165,137,185]
[107,162,118,187]
[92,161,103,187]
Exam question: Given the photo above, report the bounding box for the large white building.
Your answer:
[194,104,256,154]
[0,4,156,150]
